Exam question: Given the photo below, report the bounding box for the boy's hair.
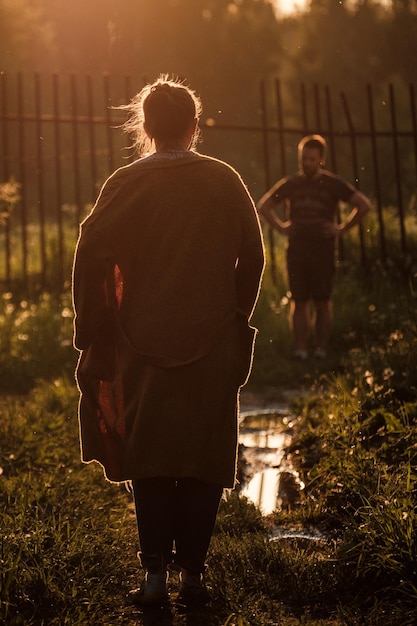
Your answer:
[298,134,327,161]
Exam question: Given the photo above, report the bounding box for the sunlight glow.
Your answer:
[274,0,307,16]
[274,0,391,16]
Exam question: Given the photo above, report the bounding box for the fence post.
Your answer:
[340,91,367,267]
[123,75,136,164]
[70,74,83,230]
[410,84,417,189]
[0,73,9,183]
[35,72,47,287]
[324,84,345,261]
[0,73,12,290]
[260,80,277,286]
[313,83,322,132]
[104,74,115,174]
[86,74,98,203]
[300,82,308,134]
[17,72,28,288]
[274,79,287,178]
[389,83,407,257]
[53,73,64,288]
[324,85,337,173]
[367,84,386,264]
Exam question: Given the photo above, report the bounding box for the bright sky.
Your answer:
[274,0,390,15]
[274,0,307,16]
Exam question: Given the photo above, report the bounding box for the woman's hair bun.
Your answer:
[151,83,172,93]
[120,75,202,155]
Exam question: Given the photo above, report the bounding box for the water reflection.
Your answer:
[238,410,305,515]
[269,527,327,543]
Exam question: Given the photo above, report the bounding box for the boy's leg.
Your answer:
[291,299,310,357]
[313,299,332,354]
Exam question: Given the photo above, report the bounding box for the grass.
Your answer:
[0,380,142,625]
[1,216,417,624]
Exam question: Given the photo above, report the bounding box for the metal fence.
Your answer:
[1,72,417,294]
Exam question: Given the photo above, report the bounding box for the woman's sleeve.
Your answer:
[235,179,265,319]
[72,172,123,350]
[72,226,114,351]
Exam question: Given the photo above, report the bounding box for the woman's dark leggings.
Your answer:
[132,477,223,574]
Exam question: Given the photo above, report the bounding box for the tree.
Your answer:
[0,0,56,71]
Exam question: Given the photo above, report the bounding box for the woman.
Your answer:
[72,76,264,608]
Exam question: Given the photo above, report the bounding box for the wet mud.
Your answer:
[238,388,327,544]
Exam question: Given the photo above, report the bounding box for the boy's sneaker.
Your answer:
[128,572,169,606]
[294,349,308,361]
[314,348,327,359]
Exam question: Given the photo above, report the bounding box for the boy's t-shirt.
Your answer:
[271,170,355,241]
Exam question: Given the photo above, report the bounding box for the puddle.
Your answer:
[237,393,329,544]
[269,527,328,543]
[238,406,305,516]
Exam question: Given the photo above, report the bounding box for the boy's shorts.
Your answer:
[286,238,336,301]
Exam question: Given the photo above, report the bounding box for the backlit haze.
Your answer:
[274,0,307,15]
[274,0,390,15]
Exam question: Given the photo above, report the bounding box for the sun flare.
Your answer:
[274,0,307,16]
[274,0,390,15]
